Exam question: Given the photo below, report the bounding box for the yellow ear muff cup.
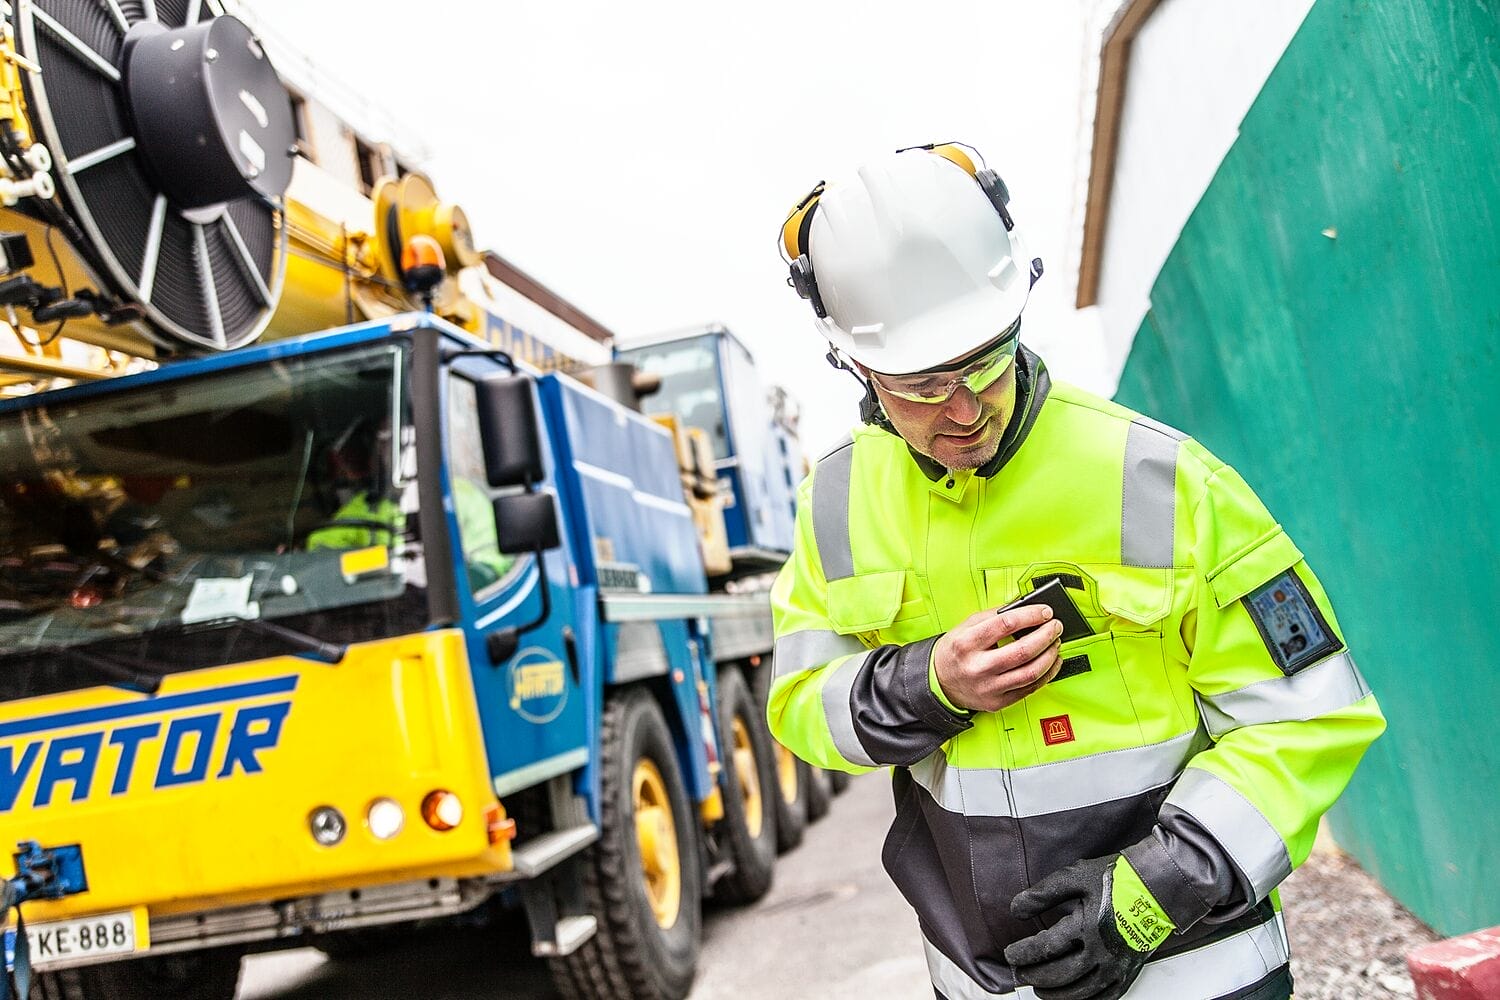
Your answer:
[929,143,979,178]
[781,182,825,259]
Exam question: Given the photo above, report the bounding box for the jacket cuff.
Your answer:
[901,635,972,730]
[837,635,972,766]
[1122,831,1221,932]
[927,643,972,716]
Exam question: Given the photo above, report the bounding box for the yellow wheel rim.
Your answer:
[731,716,764,838]
[776,742,799,805]
[633,758,681,929]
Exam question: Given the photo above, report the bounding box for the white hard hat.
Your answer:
[781,144,1037,376]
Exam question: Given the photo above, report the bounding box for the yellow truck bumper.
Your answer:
[1,629,512,922]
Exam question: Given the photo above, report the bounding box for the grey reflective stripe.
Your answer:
[1128,912,1289,997]
[1121,419,1181,568]
[922,914,1288,1000]
[908,727,1209,818]
[772,629,866,678]
[922,936,1024,999]
[1166,768,1293,901]
[812,441,856,582]
[1196,650,1372,739]
[820,650,878,767]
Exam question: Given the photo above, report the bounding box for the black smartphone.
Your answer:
[998,578,1094,644]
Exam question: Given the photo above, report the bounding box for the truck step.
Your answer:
[502,823,600,880]
[531,914,598,958]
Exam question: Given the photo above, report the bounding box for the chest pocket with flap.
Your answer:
[996,562,1175,635]
[827,570,935,647]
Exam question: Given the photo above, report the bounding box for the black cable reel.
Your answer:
[7,0,298,351]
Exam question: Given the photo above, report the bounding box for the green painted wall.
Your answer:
[1113,0,1499,937]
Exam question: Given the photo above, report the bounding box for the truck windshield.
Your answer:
[0,344,426,697]
[619,336,729,460]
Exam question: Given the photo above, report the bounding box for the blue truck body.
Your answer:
[616,327,802,559]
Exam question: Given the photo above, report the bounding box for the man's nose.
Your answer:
[943,384,983,424]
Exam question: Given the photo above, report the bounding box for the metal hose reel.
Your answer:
[12,0,295,351]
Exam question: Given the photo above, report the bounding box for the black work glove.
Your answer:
[1003,853,1174,1000]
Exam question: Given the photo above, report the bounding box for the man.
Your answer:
[307,417,512,591]
[767,144,1385,1000]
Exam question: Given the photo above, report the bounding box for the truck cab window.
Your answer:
[0,344,426,694]
[446,375,519,595]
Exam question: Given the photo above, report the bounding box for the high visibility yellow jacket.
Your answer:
[769,350,1384,1000]
[306,492,404,551]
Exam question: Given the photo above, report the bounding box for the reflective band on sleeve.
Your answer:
[1165,768,1293,901]
[812,441,856,582]
[1196,651,1371,738]
[1121,420,1181,569]
[908,727,1208,817]
[773,629,867,678]
[921,913,1288,1000]
[1127,912,1289,998]
[923,936,1020,999]
[820,650,878,767]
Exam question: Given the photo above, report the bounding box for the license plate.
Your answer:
[3,908,148,970]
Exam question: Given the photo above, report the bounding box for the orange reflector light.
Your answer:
[421,790,464,832]
[402,234,445,275]
[485,803,517,844]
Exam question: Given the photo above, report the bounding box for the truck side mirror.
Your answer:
[478,373,544,487]
[494,492,561,554]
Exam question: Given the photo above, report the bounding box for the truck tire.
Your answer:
[750,653,809,853]
[550,688,703,1000]
[711,667,777,905]
[806,762,832,822]
[771,745,809,852]
[31,948,242,1000]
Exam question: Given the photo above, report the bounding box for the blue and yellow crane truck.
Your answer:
[0,4,818,998]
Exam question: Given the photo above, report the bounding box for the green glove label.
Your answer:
[1110,857,1176,952]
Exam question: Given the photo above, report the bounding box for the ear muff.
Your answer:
[781,182,823,260]
[782,182,828,318]
[924,143,1016,232]
[789,256,826,318]
[974,168,1014,231]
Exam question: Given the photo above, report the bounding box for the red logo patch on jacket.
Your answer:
[1041,715,1075,746]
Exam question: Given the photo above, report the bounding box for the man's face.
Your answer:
[866,362,1018,471]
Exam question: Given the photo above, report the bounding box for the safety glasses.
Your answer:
[867,320,1021,404]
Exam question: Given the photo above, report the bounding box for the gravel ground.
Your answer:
[1282,836,1439,999]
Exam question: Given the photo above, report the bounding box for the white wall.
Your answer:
[1080,0,1314,393]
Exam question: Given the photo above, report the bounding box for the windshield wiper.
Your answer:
[217,616,347,663]
[59,647,166,695]
[98,551,349,664]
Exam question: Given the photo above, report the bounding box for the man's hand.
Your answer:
[1004,854,1174,1000]
[932,605,1064,713]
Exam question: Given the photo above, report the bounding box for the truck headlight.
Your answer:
[366,798,405,840]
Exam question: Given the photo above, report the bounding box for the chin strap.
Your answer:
[826,347,898,435]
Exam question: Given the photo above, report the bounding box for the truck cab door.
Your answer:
[444,368,588,797]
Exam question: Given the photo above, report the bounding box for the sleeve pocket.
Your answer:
[1206,527,1303,609]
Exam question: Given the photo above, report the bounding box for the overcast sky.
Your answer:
[241,0,1102,455]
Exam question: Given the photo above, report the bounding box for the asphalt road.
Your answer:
[238,770,933,999]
